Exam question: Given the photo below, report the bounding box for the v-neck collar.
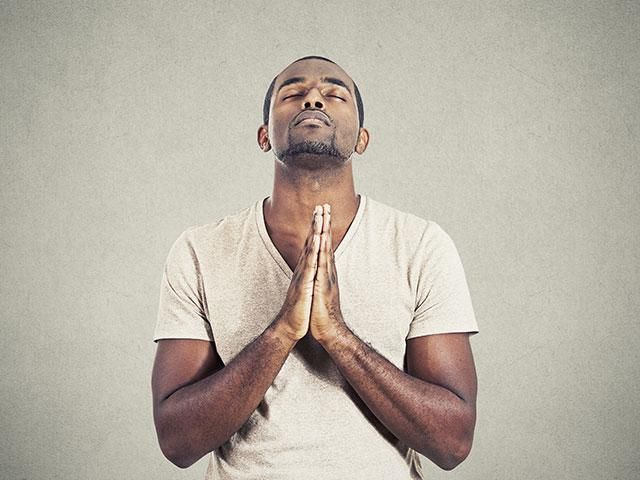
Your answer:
[255,194,367,279]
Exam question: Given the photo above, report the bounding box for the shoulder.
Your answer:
[363,196,450,250]
[174,202,256,248]
[165,201,259,261]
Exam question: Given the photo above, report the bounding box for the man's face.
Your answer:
[267,59,361,170]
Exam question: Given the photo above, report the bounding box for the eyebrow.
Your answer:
[277,76,352,94]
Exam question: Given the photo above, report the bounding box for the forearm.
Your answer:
[156,319,296,467]
[320,326,475,470]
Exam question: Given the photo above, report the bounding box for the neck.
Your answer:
[265,158,360,237]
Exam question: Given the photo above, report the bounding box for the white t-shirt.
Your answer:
[154,194,478,479]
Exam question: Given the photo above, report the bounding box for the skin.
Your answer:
[152,58,477,471]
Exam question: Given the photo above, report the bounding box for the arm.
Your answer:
[320,330,477,470]
[311,204,477,470]
[152,207,324,468]
[152,323,296,468]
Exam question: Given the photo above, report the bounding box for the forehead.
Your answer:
[275,59,354,91]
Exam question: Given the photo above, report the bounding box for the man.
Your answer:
[152,56,478,479]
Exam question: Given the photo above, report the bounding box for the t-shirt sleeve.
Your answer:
[407,221,478,339]
[153,229,213,342]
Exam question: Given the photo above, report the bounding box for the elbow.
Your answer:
[155,411,228,469]
[158,435,198,469]
[432,436,473,471]
[154,400,208,469]
[165,453,194,470]
[155,415,202,469]
[418,410,475,471]
[156,418,225,469]
[435,402,476,470]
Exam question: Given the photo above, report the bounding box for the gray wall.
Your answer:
[1,1,638,478]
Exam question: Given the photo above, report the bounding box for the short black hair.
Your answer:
[262,55,364,128]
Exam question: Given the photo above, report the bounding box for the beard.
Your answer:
[274,130,350,171]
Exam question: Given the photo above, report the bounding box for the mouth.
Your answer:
[293,110,331,127]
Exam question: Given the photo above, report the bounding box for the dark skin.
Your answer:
[152,58,477,470]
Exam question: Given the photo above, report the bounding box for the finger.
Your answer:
[298,215,314,263]
[324,208,338,285]
[321,203,330,235]
[326,205,333,252]
[323,204,332,256]
[321,203,331,256]
[313,205,322,235]
[329,240,337,285]
[322,203,333,260]
[318,231,327,267]
[307,206,322,266]
[307,230,320,271]
[317,221,328,278]
[304,205,322,246]
[296,206,321,277]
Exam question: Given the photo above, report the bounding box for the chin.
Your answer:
[279,152,349,172]
[283,139,340,156]
[274,136,352,170]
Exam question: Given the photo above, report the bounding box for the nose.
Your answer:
[302,88,324,110]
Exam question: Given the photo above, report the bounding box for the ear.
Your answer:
[257,124,271,152]
[354,127,370,155]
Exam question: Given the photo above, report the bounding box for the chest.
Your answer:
[269,229,350,273]
[268,232,302,273]
[203,246,416,373]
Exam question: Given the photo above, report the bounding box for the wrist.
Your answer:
[317,321,353,352]
[266,316,300,351]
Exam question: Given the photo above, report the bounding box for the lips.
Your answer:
[293,110,331,126]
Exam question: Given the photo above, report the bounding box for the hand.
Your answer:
[274,205,322,342]
[310,204,348,346]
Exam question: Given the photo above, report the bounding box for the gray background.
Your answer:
[1,1,638,479]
